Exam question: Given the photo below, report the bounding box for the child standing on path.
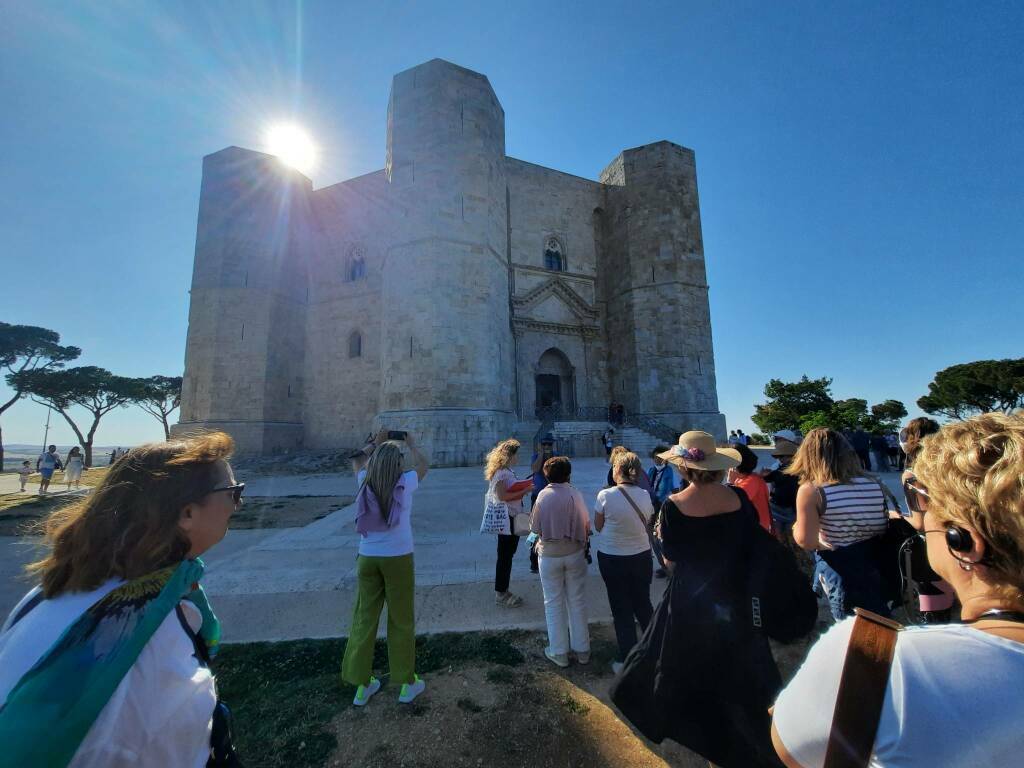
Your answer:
[18,461,32,491]
[342,433,429,707]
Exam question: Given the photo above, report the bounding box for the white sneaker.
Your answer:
[353,676,381,707]
[398,675,426,703]
[544,647,569,668]
[612,661,624,675]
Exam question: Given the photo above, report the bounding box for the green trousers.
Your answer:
[341,553,416,687]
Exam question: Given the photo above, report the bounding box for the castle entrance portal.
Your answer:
[534,348,575,418]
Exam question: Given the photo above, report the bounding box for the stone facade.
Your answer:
[175,59,726,465]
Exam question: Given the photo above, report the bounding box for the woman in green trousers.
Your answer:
[341,432,428,706]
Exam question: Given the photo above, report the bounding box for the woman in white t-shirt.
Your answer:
[594,450,655,673]
[772,412,1024,767]
[342,433,429,708]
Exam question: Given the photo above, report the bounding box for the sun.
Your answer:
[265,123,317,175]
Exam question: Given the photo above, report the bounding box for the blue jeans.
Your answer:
[814,539,891,621]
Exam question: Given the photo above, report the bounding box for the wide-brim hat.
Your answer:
[658,431,741,471]
[771,440,799,457]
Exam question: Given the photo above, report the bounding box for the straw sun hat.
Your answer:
[658,431,741,471]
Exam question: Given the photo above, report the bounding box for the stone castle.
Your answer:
[175,58,726,465]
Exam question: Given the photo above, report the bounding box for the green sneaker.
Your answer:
[353,676,381,707]
[398,674,425,703]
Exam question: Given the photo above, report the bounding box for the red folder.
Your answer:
[507,478,533,494]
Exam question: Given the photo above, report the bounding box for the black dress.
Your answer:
[611,487,786,768]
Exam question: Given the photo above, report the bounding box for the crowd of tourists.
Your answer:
[1,412,1023,767]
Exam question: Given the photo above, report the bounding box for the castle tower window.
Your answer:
[344,244,367,282]
[345,257,366,282]
[348,330,362,358]
[543,237,565,272]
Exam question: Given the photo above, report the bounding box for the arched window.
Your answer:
[348,330,362,358]
[543,237,565,272]
[344,244,366,282]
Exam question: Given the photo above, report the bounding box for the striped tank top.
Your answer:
[818,477,887,548]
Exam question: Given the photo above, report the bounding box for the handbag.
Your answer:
[512,509,531,537]
[823,609,900,768]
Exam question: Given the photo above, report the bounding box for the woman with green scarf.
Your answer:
[0,432,241,767]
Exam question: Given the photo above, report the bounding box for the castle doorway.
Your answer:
[534,348,575,418]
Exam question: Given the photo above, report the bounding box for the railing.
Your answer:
[531,404,680,449]
[623,413,680,444]
[534,404,619,423]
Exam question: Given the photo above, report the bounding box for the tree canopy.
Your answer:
[751,376,835,435]
[752,376,906,435]
[14,366,145,466]
[134,375,183,439]
[918,358,1024,420]
[0,322,81,467]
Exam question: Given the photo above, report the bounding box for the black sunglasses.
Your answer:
[210,482,245,505]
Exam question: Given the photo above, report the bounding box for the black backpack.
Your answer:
[743,518,818,643]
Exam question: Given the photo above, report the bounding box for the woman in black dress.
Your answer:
[612,431,809,768]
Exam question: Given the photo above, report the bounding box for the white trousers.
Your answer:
[538,549,590,655]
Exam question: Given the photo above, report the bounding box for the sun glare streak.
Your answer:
[265,123,317,175]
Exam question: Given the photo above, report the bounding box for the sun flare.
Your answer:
[265,123,317,175]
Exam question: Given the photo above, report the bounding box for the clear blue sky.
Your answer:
[2,1,1022,448]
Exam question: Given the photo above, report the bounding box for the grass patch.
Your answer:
[560,693,590,715]
[213,630,526,768]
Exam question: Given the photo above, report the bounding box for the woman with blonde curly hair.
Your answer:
[773,412,1024,767]
[481,438,531,607]
[0,432,242,766]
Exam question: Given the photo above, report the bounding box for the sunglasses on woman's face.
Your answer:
[903,479,929,513]
[210,482,245,505]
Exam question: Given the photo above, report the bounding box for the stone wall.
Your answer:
[175,60,728,461]
[177,147,310,454]
[599,141,725,440]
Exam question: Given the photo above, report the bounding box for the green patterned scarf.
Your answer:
[0,558,220,767]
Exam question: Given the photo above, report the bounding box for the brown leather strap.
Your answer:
[824,609,900,768]
[616,484,649,528]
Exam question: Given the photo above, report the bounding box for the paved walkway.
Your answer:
[1,453,909,644]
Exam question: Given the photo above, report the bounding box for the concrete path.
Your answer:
[1,454,909,644]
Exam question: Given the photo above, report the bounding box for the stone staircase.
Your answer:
[511,417,668,459]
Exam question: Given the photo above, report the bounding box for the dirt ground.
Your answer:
[318,625,825,768]
[230,495,354,529]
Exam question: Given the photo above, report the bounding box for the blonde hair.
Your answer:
[27,432,234,598]
[608,445,627,464]
[681,466,726,485]
[484,438,520,481]
[612,451,642,484]
[903,417,940,468]
[913,412,1024,605]
[786,428,864,486]
[362,441,404,519]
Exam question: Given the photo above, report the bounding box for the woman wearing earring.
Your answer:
[772,412,1024,767]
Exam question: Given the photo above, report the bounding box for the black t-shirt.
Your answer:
[763,468,798,509]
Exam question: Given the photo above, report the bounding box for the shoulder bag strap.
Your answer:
[823,609,901,768]
[616,484,649,528]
